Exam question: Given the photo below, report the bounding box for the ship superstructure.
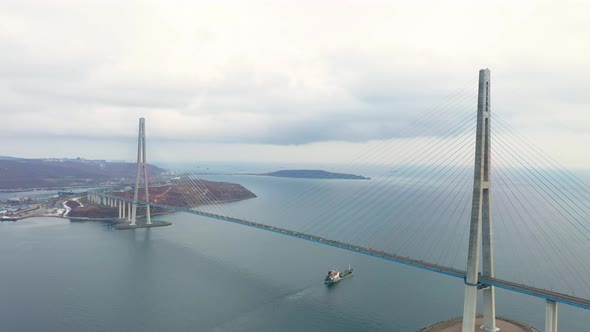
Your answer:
[324,265,353,285]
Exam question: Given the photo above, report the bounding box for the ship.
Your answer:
[324,265,353,285]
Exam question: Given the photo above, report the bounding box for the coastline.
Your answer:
[419,316,540,332]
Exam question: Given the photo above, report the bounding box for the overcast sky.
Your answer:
[1,0,589,166]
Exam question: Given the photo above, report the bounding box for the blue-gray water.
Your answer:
[1,173,590,331]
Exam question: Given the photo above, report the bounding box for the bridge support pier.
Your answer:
[127,202,132,222]
[131,202,137,226]
[146,204,151,225]
[545,300,558,332]
[118,200,122,219]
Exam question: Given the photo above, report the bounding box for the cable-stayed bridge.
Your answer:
[89,70,590,332]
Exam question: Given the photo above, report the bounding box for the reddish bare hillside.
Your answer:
[67,198,164,218]
[69,205,119,218]
[111,179,256,208]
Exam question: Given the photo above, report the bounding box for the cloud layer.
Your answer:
[1,0,589,163]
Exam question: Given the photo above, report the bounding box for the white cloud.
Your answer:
[0,0,589,165]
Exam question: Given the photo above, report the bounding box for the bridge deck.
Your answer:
[96,193,590,311]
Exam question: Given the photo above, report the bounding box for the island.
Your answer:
[260,169,369,180]
[66,179,257,219]
[0,155,258,223]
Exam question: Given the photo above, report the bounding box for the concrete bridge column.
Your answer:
[545,300,558,332]
[131,202,137,226]
[127,202,132,222]
[118,200,122,218]
[146,204,151,225]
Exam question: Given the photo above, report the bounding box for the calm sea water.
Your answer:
[1,173,589,331]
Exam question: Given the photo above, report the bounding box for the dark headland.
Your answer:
[260,169,369,180]
[0,156,164,190]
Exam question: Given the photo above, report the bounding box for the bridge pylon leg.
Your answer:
[463,285,478,331]
[481,188,498,332]
[462,69,498,332]
[131,117,151,226]
[545,300,558,332]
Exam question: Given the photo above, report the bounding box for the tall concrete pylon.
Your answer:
[462,69,498,332]
[130,118,152,226]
